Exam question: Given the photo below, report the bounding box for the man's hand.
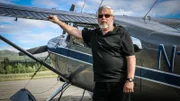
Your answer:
[48,15,60,24]
[123,81,134,93]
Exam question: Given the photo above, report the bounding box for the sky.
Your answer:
[0,0,180,52]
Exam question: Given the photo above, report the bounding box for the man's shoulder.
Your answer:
[114,25,131,39]
[82,27,100,33]
[115,25,126,33]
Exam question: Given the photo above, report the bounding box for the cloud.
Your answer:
[14,31,58,44]
[150,0,180,17]
[0,45,18,52]
[74,0,98,13]
[97,0,155,16]
[114,9,134,16]
[0,30,60,50]
[0,16,62,49]
[0,16,59,35]
[31,0,70,10]
[0,40,18,52]
[0,0,18,4]
[31,0,61,8]
[2,0,179,17]
[76,1,84,8]
[89,0,102,4]
[0,0,179,52]
[65,0,155,16]
[108,0,180,17]
[72,0,180,17]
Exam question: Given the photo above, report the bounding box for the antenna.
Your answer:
[81,0,87,14]
[96,0,104,15]
[98,0,104,8]
[143,0,158,20]
[70,4,75,11]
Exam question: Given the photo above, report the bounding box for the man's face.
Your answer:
[98,8,114,29]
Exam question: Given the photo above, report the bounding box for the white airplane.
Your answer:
[0,1,179,101]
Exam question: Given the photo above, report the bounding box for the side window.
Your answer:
[73,37,85,47]
[65,24,97,48]
[73,27,93,48]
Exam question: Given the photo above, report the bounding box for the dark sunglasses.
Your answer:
[98,14,112,18]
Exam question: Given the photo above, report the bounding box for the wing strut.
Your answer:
[0,35,69,82]
[143,0,158,20]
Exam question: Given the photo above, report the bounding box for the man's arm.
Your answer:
[48,15,82,39]
[126,55,136,79]
[124,55,136,93]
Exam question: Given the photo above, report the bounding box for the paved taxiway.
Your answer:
[1,78,177,101]
[0,78,91,101]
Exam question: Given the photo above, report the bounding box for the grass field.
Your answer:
[0,71,58,81]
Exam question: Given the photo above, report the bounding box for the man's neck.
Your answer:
[102,26,114,35]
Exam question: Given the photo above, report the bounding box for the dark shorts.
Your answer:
[93,82,131,101]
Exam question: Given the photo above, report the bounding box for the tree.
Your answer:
[6,65,12,74]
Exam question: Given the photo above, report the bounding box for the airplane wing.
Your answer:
[0,2,97,25]
[152,18,180,30]
[0,2,98,55]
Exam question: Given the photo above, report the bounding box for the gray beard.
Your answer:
[98,23,109,29]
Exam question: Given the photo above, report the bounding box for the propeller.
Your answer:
[19,45,47,56]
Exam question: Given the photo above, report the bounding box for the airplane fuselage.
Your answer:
[48,16,180,101]
[0,2,179,100]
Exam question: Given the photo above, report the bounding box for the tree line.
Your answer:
[0,57,49,74]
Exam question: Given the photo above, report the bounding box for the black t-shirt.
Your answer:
[82,26,134,82]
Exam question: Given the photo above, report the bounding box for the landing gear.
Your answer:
[46,82,70,101]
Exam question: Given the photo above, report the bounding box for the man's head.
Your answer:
[97,5,114,30]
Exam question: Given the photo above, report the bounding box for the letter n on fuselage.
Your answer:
[157,44,176,72]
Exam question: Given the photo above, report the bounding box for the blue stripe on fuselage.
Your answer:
[135,67,180,88]
[49,47,93,64]
[48,47,180,88]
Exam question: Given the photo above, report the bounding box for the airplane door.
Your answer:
[48,35,70,77]
[66,35,94,91]
[131,37,143,99]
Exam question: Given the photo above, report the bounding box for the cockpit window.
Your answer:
[73,38,85,47]
[65,23,97,48]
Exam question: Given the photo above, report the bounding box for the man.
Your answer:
[48,5,136,101]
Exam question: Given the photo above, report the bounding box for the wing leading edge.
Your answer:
[0,2,97,25]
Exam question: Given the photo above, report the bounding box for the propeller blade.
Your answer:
[19,45,47,56]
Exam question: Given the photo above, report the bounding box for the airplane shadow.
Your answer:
[38,96,92,101]
[53,97,92,101]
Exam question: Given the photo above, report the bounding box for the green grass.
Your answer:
[0,71,58,81]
